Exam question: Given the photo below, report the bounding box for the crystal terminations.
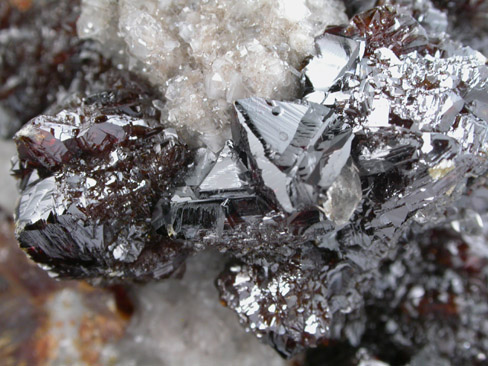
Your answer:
[76,0,348,151]
[11,2,488,361]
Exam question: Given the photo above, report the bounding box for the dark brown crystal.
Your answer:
[13,68,194,280]
[6,1,488,362]
[328,6,431,57]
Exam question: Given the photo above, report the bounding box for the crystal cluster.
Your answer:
[343,0,488,55]
[8,0,488,363]
[304,182,488,365]
[213,5,488,357]
[114,251,289,366]
[13,66,193,281]
[76,0,348,150]
[364,215,488,365]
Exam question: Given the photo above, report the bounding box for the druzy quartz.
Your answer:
[9,1,488,362]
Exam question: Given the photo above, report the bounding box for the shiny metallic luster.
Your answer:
[304,33,364,92]
[234,97,355,211]
[344,0,488,55]
[217,251,332,357]
[9,1,488,361]
[216,5,488,358]
[13,85,192,281]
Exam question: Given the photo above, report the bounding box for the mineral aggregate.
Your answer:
[303,182,488,365]
[77,0,349,151]
[13,62,193,281]
[343,0,488,55]
[8,0,488,363]
[113,251,292,366]
[213,5,488,357]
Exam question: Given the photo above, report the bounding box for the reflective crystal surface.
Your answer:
[8,1,488,362]
[75,0,349,151]
[0,209,130,365]
[343,0,488,55]
[215,5,488,357]
[304,182,488,365]
[13,67,193,281]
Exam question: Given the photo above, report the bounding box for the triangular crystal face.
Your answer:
[304,33,363,92]
[234,97,354,211]
[198,142,248,194]
[234,97,308,156]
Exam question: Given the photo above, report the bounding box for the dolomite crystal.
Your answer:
[8,0,488,362]
[76,0,349,151]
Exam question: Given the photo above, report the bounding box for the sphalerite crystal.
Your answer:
[304,181,488,365]
[75,0,349,152]
[13,63,193,281]
[215,5,488,357]
[9,1,488,362]
[343,0,488,55]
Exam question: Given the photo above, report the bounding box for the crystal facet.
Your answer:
[13,71,193,280]
[7,1,488,362]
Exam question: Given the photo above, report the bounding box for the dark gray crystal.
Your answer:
[9,2,488,361]
[216,5,488,357]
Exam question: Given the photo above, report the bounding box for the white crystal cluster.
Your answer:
[77,0,348,151]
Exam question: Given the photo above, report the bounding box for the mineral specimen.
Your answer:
[13,64,193,281]
[76,0,348,151]
[9,0,488,363]
[215,4,488,357]
[343,0,488,55]
[114,251,290,366]
[304,182,488,365]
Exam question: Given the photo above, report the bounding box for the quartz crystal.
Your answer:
[8,0,488,363]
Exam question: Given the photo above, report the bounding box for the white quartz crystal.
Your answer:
[78,0,348,151]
